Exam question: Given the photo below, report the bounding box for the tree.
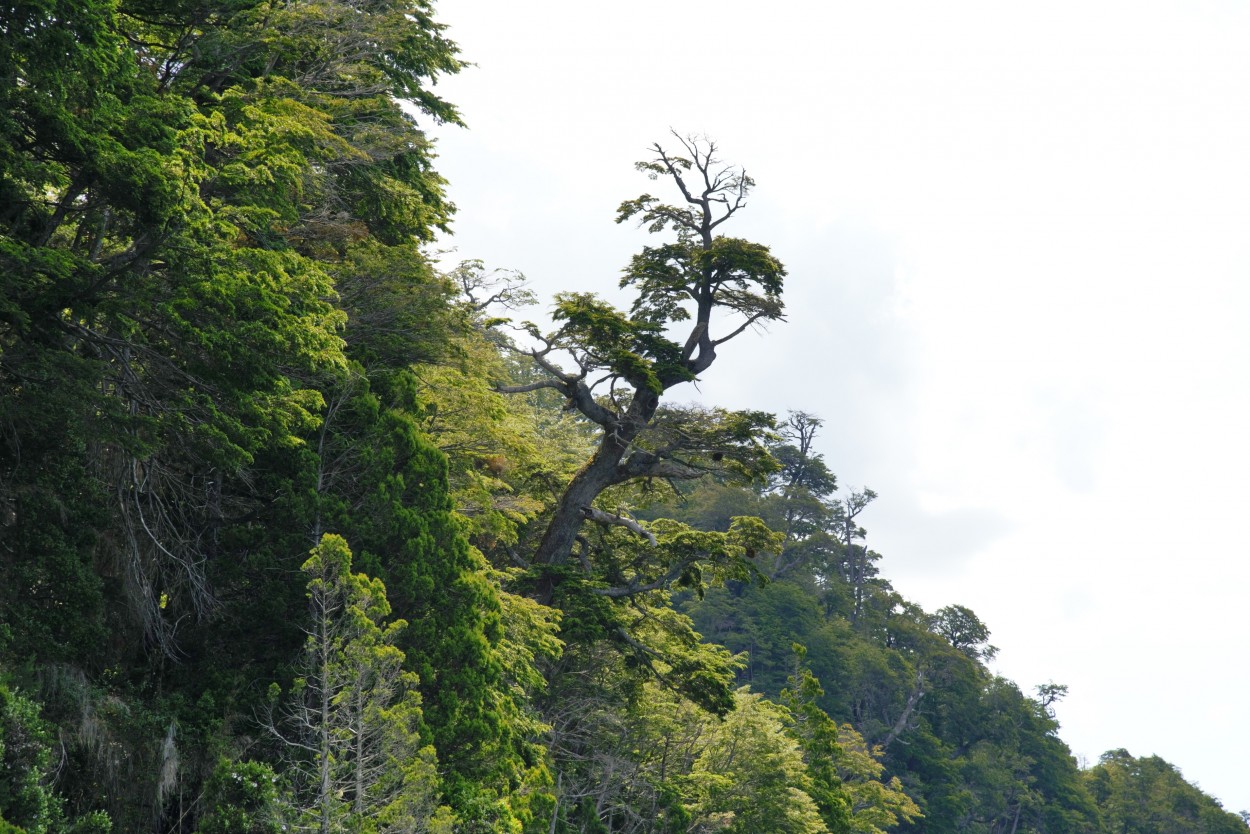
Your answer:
[829,488,880,628]
[783,646,920,834]
[1033,682,1067,718]
[1085,749,1248,834]
[195,759,282,834]
[538,651,707,834]
[684,689,828,834]
[652,459,1108,834]
[498,133,785,600]
[929,605,998,664]
[0,1,534,826]
[759,411,841,580]
[0,683,111,834]
[270,534,451,834]
[0,0,465,660]
[470,136,791,725]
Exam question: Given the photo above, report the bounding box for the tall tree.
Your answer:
[0,1,538,829]
[270,534,451,834]
[476,137,789,725]
[499,134,785,597]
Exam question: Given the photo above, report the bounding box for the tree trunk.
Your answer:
[531,390,658,600]
[319,605,333,834]
[881,670,925,751]
[533,433,631,569]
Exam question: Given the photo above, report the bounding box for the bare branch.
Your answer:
[616,454,704,483]
[880,669,926,751]
[567,382,619,428]
[654,140,700,209]
[591,553,697,598]
[505,545,531,569]
[526,345,577,382]
[710,311,779,347]
[496,340,620,426]
[579,507,657,546]
[495,379,566,395]
[574,535,594,576]
[593,580,665,599]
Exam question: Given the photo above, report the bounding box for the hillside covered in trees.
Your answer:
[0,2,1245,833]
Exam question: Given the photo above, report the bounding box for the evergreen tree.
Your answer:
[269,534,451,834]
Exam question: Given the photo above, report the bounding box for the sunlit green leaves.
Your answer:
[549,291,691,394]
[684,689,828,834]
[624,236,785,332]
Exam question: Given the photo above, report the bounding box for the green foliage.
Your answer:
[654,415,1108,834]
[623,235,785,335]
[0,684,112,834]
[1,0,463,673]
[325,405,525,788]
[782,649,921,834]
[1085,749,1248,834]
[405,278,586,555]
[195,760,281,834]
[0,0,530,829]
[832,726,921,834]
[275,533,451,834]
[929,605,998,663]
[3,9,1240,834]
[684,689,827,834]
[0,685,59,834]
[548,292,692,394]
[631,406,779,484]
[783,654,854,834]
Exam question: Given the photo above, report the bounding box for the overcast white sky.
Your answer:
[428,0,1250,811]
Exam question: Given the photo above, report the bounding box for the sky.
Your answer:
[426,0,1250,811]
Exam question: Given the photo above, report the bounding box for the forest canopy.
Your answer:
[0,2,1243,833]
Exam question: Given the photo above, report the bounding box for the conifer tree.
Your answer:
[270,534,451,834]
